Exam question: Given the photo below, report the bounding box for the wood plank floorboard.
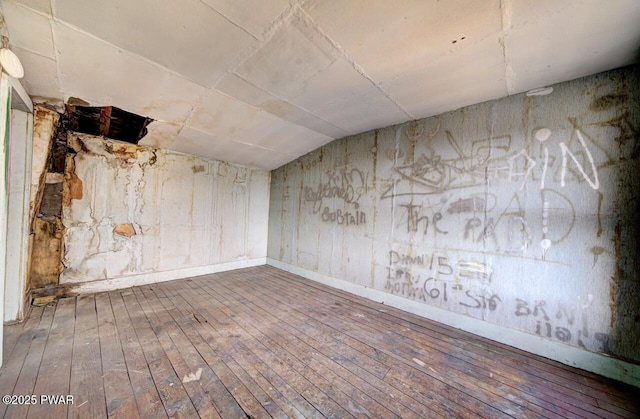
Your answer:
[0,306,47,419]
[120,288,200,417]
[221,271,571,418]
[108,290,167,418]
[1,265,638,418]
[1,309,30,367]
[270,271,640,415]
[240,268,624,418]
[26,297,75,418]
[95,292,140,418]
[151,282,308,418]
[69,295,107,418]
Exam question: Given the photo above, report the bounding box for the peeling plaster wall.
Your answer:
[268,66,640,366]
[29,106,59,226]
[28,105,62,290]
[61,134,270,285]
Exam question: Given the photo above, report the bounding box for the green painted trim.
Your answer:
[4,86,10,197]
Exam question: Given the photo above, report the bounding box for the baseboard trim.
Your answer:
[266,258,640,388]
[67,257,267,294]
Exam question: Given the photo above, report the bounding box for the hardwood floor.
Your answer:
[1,265,638,418]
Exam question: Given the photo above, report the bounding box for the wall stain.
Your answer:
[590,94,627,112]
[590,245,606,267]
[29,218,65,288]
[372,130,378,189]
[610,220,621,331]
[62,155,83,206]
[596,192,604,237]
[68,135,89,153]
[146,149,158,167]
[104,142,140,160]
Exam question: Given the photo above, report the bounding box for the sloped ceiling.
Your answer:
[2,0,640,170]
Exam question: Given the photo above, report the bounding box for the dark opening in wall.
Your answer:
[67,104,153,144]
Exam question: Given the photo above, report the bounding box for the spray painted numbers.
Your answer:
[385,250,497,310]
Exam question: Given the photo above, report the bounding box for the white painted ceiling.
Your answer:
[2,0,640,170]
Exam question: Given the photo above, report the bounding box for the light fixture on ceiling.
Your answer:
[0,48,24,79]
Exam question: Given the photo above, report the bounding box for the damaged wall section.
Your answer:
[28,105,63,290]
[60,133,270,285]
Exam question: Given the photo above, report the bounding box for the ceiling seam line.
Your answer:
[181,89,209,131]
[4,2,58,61]
[181,125,300,157]
[39,13,311,141]
[297,8,415,120]
[219,73,355,137]
[7,45,55,62]
[211,1,304,87]
[47,0,64,105]
[196,0,258,41]
[187,87,335,142]
[183,86,340,141]
[50,19,215,92]
[500,0,516,96]
[5,0,52,18]
[41,1,359,139]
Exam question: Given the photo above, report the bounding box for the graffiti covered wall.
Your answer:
[61,134,270,285]
[268,66,640,363]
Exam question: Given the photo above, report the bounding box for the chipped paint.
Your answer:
[29,106,59,225]
[60,134,270,284]
[113,223,136,238]
[62,155,83,206]
[27,105,64,292]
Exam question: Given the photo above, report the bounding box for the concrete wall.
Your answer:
[268,67,640,372]
[61,133,270,291]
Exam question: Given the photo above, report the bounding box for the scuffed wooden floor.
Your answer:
[1,266,638,418]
